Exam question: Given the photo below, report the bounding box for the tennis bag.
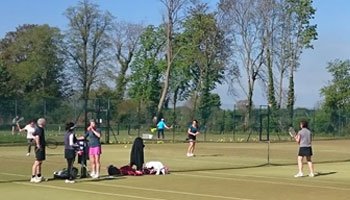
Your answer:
[53,167,79,179]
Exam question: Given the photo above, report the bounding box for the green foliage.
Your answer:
[0,62,12,98]
[321,60,350,111]
[0,24,64,99]
[128,25,166,117]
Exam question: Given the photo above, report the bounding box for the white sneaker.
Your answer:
[309,173,315,177]
[26,153,30,156]
[92,173,99,179]
[33,177,42,183]
[30,177,36,182]
[294,172,303,178]
[65,179,75,183]
[186,153,192,157]
[90,172,95,178]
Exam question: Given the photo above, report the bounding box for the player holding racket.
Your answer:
[11,116,20,135]
[156,118,171,139]
[186,120,200,157]
[17,119,36,156]
[293,120,315,178]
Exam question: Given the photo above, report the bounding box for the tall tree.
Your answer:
[157,0,187,119]
[218,0,266,130]
[0,24,65,99]
[128,25,166,120]
[112,21,144,103]
[284,0,317,125]
[182,2,227,126]
[64,0,113,125]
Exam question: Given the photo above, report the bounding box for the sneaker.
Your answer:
[92,174,99,179]
[294,172,303,178]
[186,153,192,157]
[33,177,42,183]
[30,177,36,182]
[309,173,315,177]
[65,179,75,183]
[90,172,95,178]
[26,153,30,156]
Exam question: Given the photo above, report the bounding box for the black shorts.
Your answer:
[298,147,313,157]
[188,135,196,142]
[35,147,46,161]
[27,139,34,144]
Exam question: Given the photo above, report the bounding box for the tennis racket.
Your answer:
[16,117,24,123]
[46,138,58,149]
[288,127,296,138]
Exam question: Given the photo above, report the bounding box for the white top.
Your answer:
[23,124,35,139]
[145,161,167,175]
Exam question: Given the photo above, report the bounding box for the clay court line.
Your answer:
[174,172,350,192]
[86,182,254,200]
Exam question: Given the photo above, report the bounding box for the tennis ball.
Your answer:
[124,145,127,148]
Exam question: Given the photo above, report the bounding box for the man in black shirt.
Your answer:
[30,118,46,183]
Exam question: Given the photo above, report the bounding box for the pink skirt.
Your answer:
[89,146,102,155]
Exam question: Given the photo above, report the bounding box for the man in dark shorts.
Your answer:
[293,120,315,177]
[30,118,46,183]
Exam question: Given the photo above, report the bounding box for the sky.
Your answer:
[0,0,349,109]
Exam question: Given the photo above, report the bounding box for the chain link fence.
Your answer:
[1,98,349,144]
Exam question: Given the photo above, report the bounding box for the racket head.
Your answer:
[288,127,296,137]
[16,117,24,123]
[46,138,58,149]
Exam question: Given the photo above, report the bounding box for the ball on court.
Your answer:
[124,145,127,148]
[151,128,157,133]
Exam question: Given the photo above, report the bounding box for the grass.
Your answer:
[1,140,350,200]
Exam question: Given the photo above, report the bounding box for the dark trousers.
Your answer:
[157,129,164,139]
[66,158,75,180]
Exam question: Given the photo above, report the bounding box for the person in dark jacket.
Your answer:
[129,137,145,171]
[64,122,78,183]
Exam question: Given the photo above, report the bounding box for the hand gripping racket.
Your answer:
[288,127,296,138]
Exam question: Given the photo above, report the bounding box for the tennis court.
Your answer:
[0,140,349,200]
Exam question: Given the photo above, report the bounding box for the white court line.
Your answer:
[196,170,349,186]
[86,181,254,200]
[174,172,350,192]
[14,182,166,200]
[1,172,254,200]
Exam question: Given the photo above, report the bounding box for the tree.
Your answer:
[128,25,166,121]
[0,62,12,98]
[157,0,187,118]
[283,0,317,125]
[112,21,144,103]
[320,60,350,131]
[64,0,113,126]
[0,24,65,98]
[182,2,228,126]
[218,0,266,130]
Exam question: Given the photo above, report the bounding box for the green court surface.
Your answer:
[0,140,349,200]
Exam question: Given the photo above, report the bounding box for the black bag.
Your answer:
[53,167,79,179]
[107,165,121,176]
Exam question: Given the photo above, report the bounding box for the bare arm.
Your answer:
[34,135,40,148]
[88,126,101,138]
[294,134,300,144]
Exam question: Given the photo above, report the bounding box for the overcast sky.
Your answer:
[0,0,349,109]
